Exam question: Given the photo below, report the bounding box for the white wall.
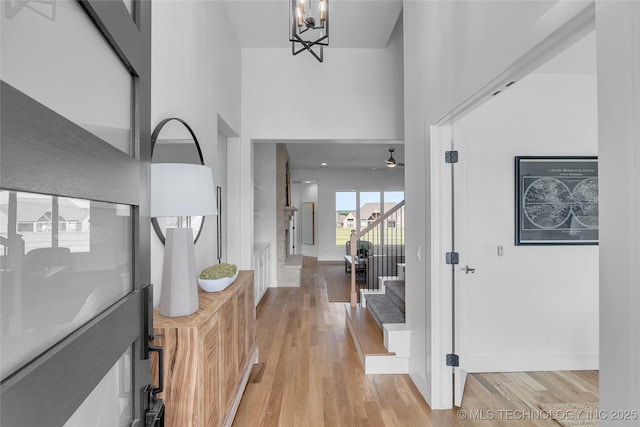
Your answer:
[241,18,404,141]
[151,1,241,306]
[402,0,596,407]
[454,71,598,373]
[596,2,640,422]
[253,143,277,287]
[291,169,404,261]
[233,20,405,271]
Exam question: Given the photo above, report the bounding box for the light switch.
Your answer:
[497,245,504,256]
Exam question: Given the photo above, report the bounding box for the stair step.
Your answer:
[344,304,393,356]
[385,281,405,311]
[366,295,405,330]
[344,304,409,374]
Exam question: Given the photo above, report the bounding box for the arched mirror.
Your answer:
[151,118,205,244]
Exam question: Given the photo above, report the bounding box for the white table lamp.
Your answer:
[151,163,217,317]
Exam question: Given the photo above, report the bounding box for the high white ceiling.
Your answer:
[231,8,594,174]
[223,0,403,49]
[284,141,404,170]
[226,1,405,171]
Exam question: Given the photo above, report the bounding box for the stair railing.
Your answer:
[349,200,405,306]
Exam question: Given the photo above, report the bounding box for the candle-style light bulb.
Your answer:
[319,0,326,22]
[297,0,305,15]
[296,6,303,28]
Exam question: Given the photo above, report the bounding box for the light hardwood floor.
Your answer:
[233,257,598,426]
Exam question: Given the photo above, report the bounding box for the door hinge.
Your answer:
[446,252,459,265]
[445,151,459,164]
[446,353,460,367]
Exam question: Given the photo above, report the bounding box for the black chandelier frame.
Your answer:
[289,0,329,62]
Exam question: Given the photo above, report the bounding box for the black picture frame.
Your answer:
[515,156,598,245]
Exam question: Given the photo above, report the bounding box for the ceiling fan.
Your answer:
[385,148,404,168]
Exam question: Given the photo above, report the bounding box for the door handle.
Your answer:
[461,265,476,274]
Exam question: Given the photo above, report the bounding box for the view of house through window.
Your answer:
[0,189,133,379]
[360,192,381,228]
[335,191,357,246]
[1,191,92,253]
[335,190,404,245]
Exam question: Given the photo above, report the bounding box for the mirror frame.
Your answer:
[151,117,205,245]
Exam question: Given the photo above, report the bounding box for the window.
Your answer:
[335,190,404,245]
[0,190,132,378]
[0,192,91,253]
[335,191,356,245]
[360,191,381,228]
[384,191,405,244]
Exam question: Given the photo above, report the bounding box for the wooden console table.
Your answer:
[152,270,257,427]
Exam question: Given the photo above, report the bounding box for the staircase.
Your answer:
[345,201,409,374]
[364,279,405,329]
[345,277,410,374]
[348,201,405,305]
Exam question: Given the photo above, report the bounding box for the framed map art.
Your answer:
[515,156,598,245]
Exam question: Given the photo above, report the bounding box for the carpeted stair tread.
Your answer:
[385,281,405,311]
[366,294,405,330]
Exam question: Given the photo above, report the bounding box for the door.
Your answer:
[450,127,471,407]
[434,122,471,408]
[1,1,154,425]
[432,121,472,407]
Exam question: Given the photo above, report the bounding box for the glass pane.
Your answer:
[0,0,132,154]
[383,191,404,211]
[359,192,381,229]
[64,347,132,427]
[0,190,133,379]
[335,191,356,246]
[384,191,405,245]
[359,192,381,246]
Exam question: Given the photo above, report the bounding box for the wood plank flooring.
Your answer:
[323,261,368,303]
[232,257,598,426]
[322,261,351,302]
[344,305,391,356]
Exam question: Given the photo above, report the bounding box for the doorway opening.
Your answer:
[431,20,598,412]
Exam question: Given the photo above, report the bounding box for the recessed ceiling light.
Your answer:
[304,180,312,184]
[320,162,328,168]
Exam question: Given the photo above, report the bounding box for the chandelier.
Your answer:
[290,0,329,62]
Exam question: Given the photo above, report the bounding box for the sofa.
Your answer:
[345,240,373,258]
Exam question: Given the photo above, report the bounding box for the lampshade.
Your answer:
[151,163,217,217]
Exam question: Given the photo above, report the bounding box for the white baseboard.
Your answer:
[464,353,599,373]
[365,354,409,374]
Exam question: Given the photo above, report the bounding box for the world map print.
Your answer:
[523,177,599,230]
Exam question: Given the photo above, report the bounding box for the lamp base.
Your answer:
[159,227,199,317]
